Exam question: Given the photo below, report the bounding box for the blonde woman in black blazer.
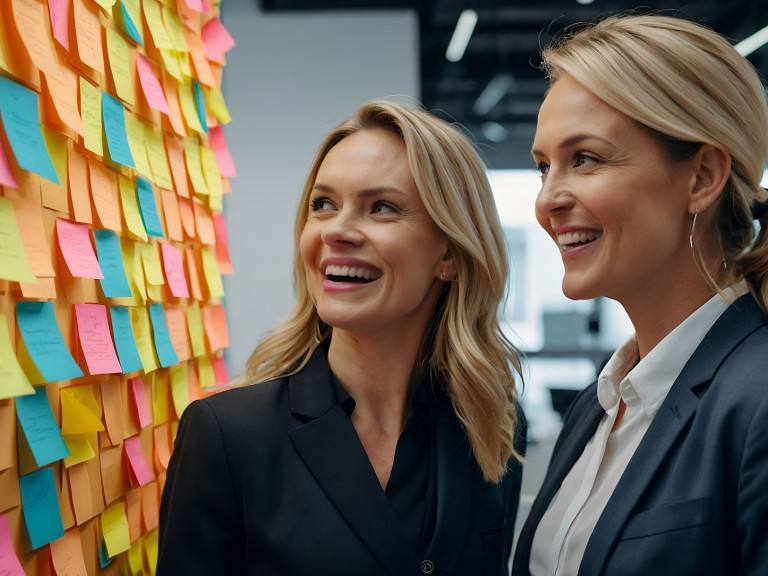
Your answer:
[514,14,768,576]
[158,101,526,575]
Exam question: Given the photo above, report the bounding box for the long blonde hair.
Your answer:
[242,100,522,483]
[541,13,768,314]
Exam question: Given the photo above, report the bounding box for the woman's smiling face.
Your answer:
[532,74,696,306]
[300,128,449,339]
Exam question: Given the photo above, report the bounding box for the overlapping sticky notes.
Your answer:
[101,501,131,558]
[15,386,70,467]
[201,248,224,299]
[144,127,173,189]
[197,354,215,389]
[169,363,190,418]
[201,17,235,62]
[61,385,104,435]
[148,304,179,368]
[136,176,163,238]
[165,307,190,362]
[19,467,64,550]
[202,303,229,352]
[118,174,148,241]
[73,0,104,73]
[193,200,215,244]
[105,27,135,106]
[200,146,222,203]
[0,197,35,283]
[160,243,189,298]
[124,435,153,487]
[128,377,152,429]
[143,0,173,50]
[109,306,143,374]
[0,314,34,400]
[116,0,142,45]
[213,212,233,274]
[136,53,169,114]
[129,307,159,373]
[184,141,207,196]
[124,114,153,180]
[74,304,122,375]
[56,218,104,279]
[62,433,96,468]
[0,514,25,575]
[0,136,19,187]
[152,372,171,426]
[94,230,132,298]
[89,160,122,231]
[10,196,56,278]
[0,76,59,184]
[178,81,204,135]
[203,84,232,125]
[208,125,236,178]
[212,354,229,386]
[50,528,90,576]
[186,302,205,358]
[80,78,104,156]
[102,92,135,168]
[48,0,70,50]
[17,301,84,382]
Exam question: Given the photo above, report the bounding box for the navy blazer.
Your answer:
[512,293,768,576]
[158,345,525,575]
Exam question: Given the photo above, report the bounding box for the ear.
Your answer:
[687,144,731,214]
[439,246,456,281]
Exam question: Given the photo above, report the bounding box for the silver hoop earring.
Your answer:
[689,205,699,249]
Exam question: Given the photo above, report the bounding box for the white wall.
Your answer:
[220,6,419,377]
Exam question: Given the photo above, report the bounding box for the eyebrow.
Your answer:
[531,133,617,157]
[311,184,409,198]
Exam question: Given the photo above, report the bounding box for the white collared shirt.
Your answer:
[529,282,747,576]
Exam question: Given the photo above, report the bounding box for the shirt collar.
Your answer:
[597,280,748,417]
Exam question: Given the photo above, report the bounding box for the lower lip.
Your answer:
[561,238,600,259]
[321,277,378,292]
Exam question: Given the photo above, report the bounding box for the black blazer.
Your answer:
[512,293,768,576]
[158,346,525,575]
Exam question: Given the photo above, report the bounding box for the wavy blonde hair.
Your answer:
[241,100,522,483]
[541,13,768,314]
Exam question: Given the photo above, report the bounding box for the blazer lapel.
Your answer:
[579,293,765,575]
[287,347,418,575]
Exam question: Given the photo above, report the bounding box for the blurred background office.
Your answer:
[218,0,768,522]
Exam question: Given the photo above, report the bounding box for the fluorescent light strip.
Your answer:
[445,9,478,63]
[473,74,515,115]
[735,24,768,56]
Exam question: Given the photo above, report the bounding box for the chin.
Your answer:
[561,278,599,302]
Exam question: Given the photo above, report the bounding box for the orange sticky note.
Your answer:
[178,196,196,240]
[161,74,186,137]
[125,489,142,543]
[184,246,203,301]
[141,481,159,532]
[67,147,92,224]
[89,160,122,232]
[164,134,189,198]
[10,196,55,277]
[42,64,84,136]
[164,307,190,362]
[56,218,103,279]
[160,188,183,242]
[201,303,229,352]
[212,212,232,274]
[192,199,214,245]
[72,0,104,73]
[100,381,124,446]
[50,528,89,576]
[11,0,58,75]
[183,28,214,87]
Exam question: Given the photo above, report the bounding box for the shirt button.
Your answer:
[420,559,435,574]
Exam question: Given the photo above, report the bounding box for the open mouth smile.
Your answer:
[324,264,382,283]
[557,230,602,252]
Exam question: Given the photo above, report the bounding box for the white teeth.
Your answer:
[557,230,601,251]
[325,264,380,280]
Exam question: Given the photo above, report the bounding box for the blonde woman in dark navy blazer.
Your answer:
[513,14,768,576]
[157,101,526,575]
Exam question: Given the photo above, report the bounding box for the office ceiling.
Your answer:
[259,0,768,170]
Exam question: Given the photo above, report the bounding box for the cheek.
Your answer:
[298,225,318,265]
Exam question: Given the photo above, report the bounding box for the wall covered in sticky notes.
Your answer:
[0,0,236,573]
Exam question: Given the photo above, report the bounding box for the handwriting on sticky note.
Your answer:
[56,218,103,279]
[10,196,56,278]
[110,306,143,374]
[19,467,64,550]
[50,526,90,576]
[94,229,132,298]
[149,304,179,368]
[79,77,103,156]
[128,376,152,429]
[0,197,36,283]
[72,0,104,73]
[105,26,134,106]
[102,92,135,168]
[143,127,173,189]
[74,304,122,375]
[124,435,154,486]
[88,160,122,231]
[136,53,169,114]
[15,386,71,467]
[16,301,84,383]
[160,243,189,298]
[118,174,148,241]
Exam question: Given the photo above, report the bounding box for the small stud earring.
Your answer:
[440,271,455,282]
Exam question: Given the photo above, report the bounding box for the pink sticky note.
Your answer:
[74,303,122,375]
[136,53,170,115]
[124,435,154,487]
[201,0,211,11]
[183,0,203,12]
[212,354,229,385]
[0,141,18,188]
[208,125,237,178]
[201,18,235,62]
[129,376,152,429]
[48,0,71,50]
[56,218,104,279]
[160,243,190,298]
[0,514,25,576]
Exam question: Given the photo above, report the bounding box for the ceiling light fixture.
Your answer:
[473,73,515,115]
[445,9,478,63]
[735,24,768,56]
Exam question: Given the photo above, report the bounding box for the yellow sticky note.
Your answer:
[16,337,46,385]
[177,50,191,79]
[183,141,208,195]
[162,7,188,52]
[185,303,205,358]
[119,175,149,242]
[141,242,165,286]
[0,15,11,73]
[63,433,96,467]
[119,240,146,305]
[61,385,105,435]
[143,0,173,50]
[144,529,159,575]
[178,81,204,134]
[0,313,35,399]
[198,355,215,389]
[93,0,117,10]
[128,541,144,575]
[41,126,69,189]
[131,241,148,303]
[144,128,173,190]
[124,114,153,180]
[204,85,232,125]
[201,248,224,299]
[169,363,190,418]
[131,306,159,373]
[159,48,182,82]
[106,27,135,106]
[200,146,222,198]
[102,500,131,558]
[80,78,104,156]
[0,197,36,283]
[152,370,170,425]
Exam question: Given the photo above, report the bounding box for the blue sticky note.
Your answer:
[102,92,135,168]
[15,387,70,467]
[117,1,143,45]
[94,230,132,297]
[193,80,208,135]
[99,539,113,567]
[19,467,65,550]
[0,76,59,184]
[110,306,144,373]
[136,176,163,238]
[148,303,179,368]
[16,301,84,382]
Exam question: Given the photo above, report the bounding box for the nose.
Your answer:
[534,169,574,222]
[320,209,366,246]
